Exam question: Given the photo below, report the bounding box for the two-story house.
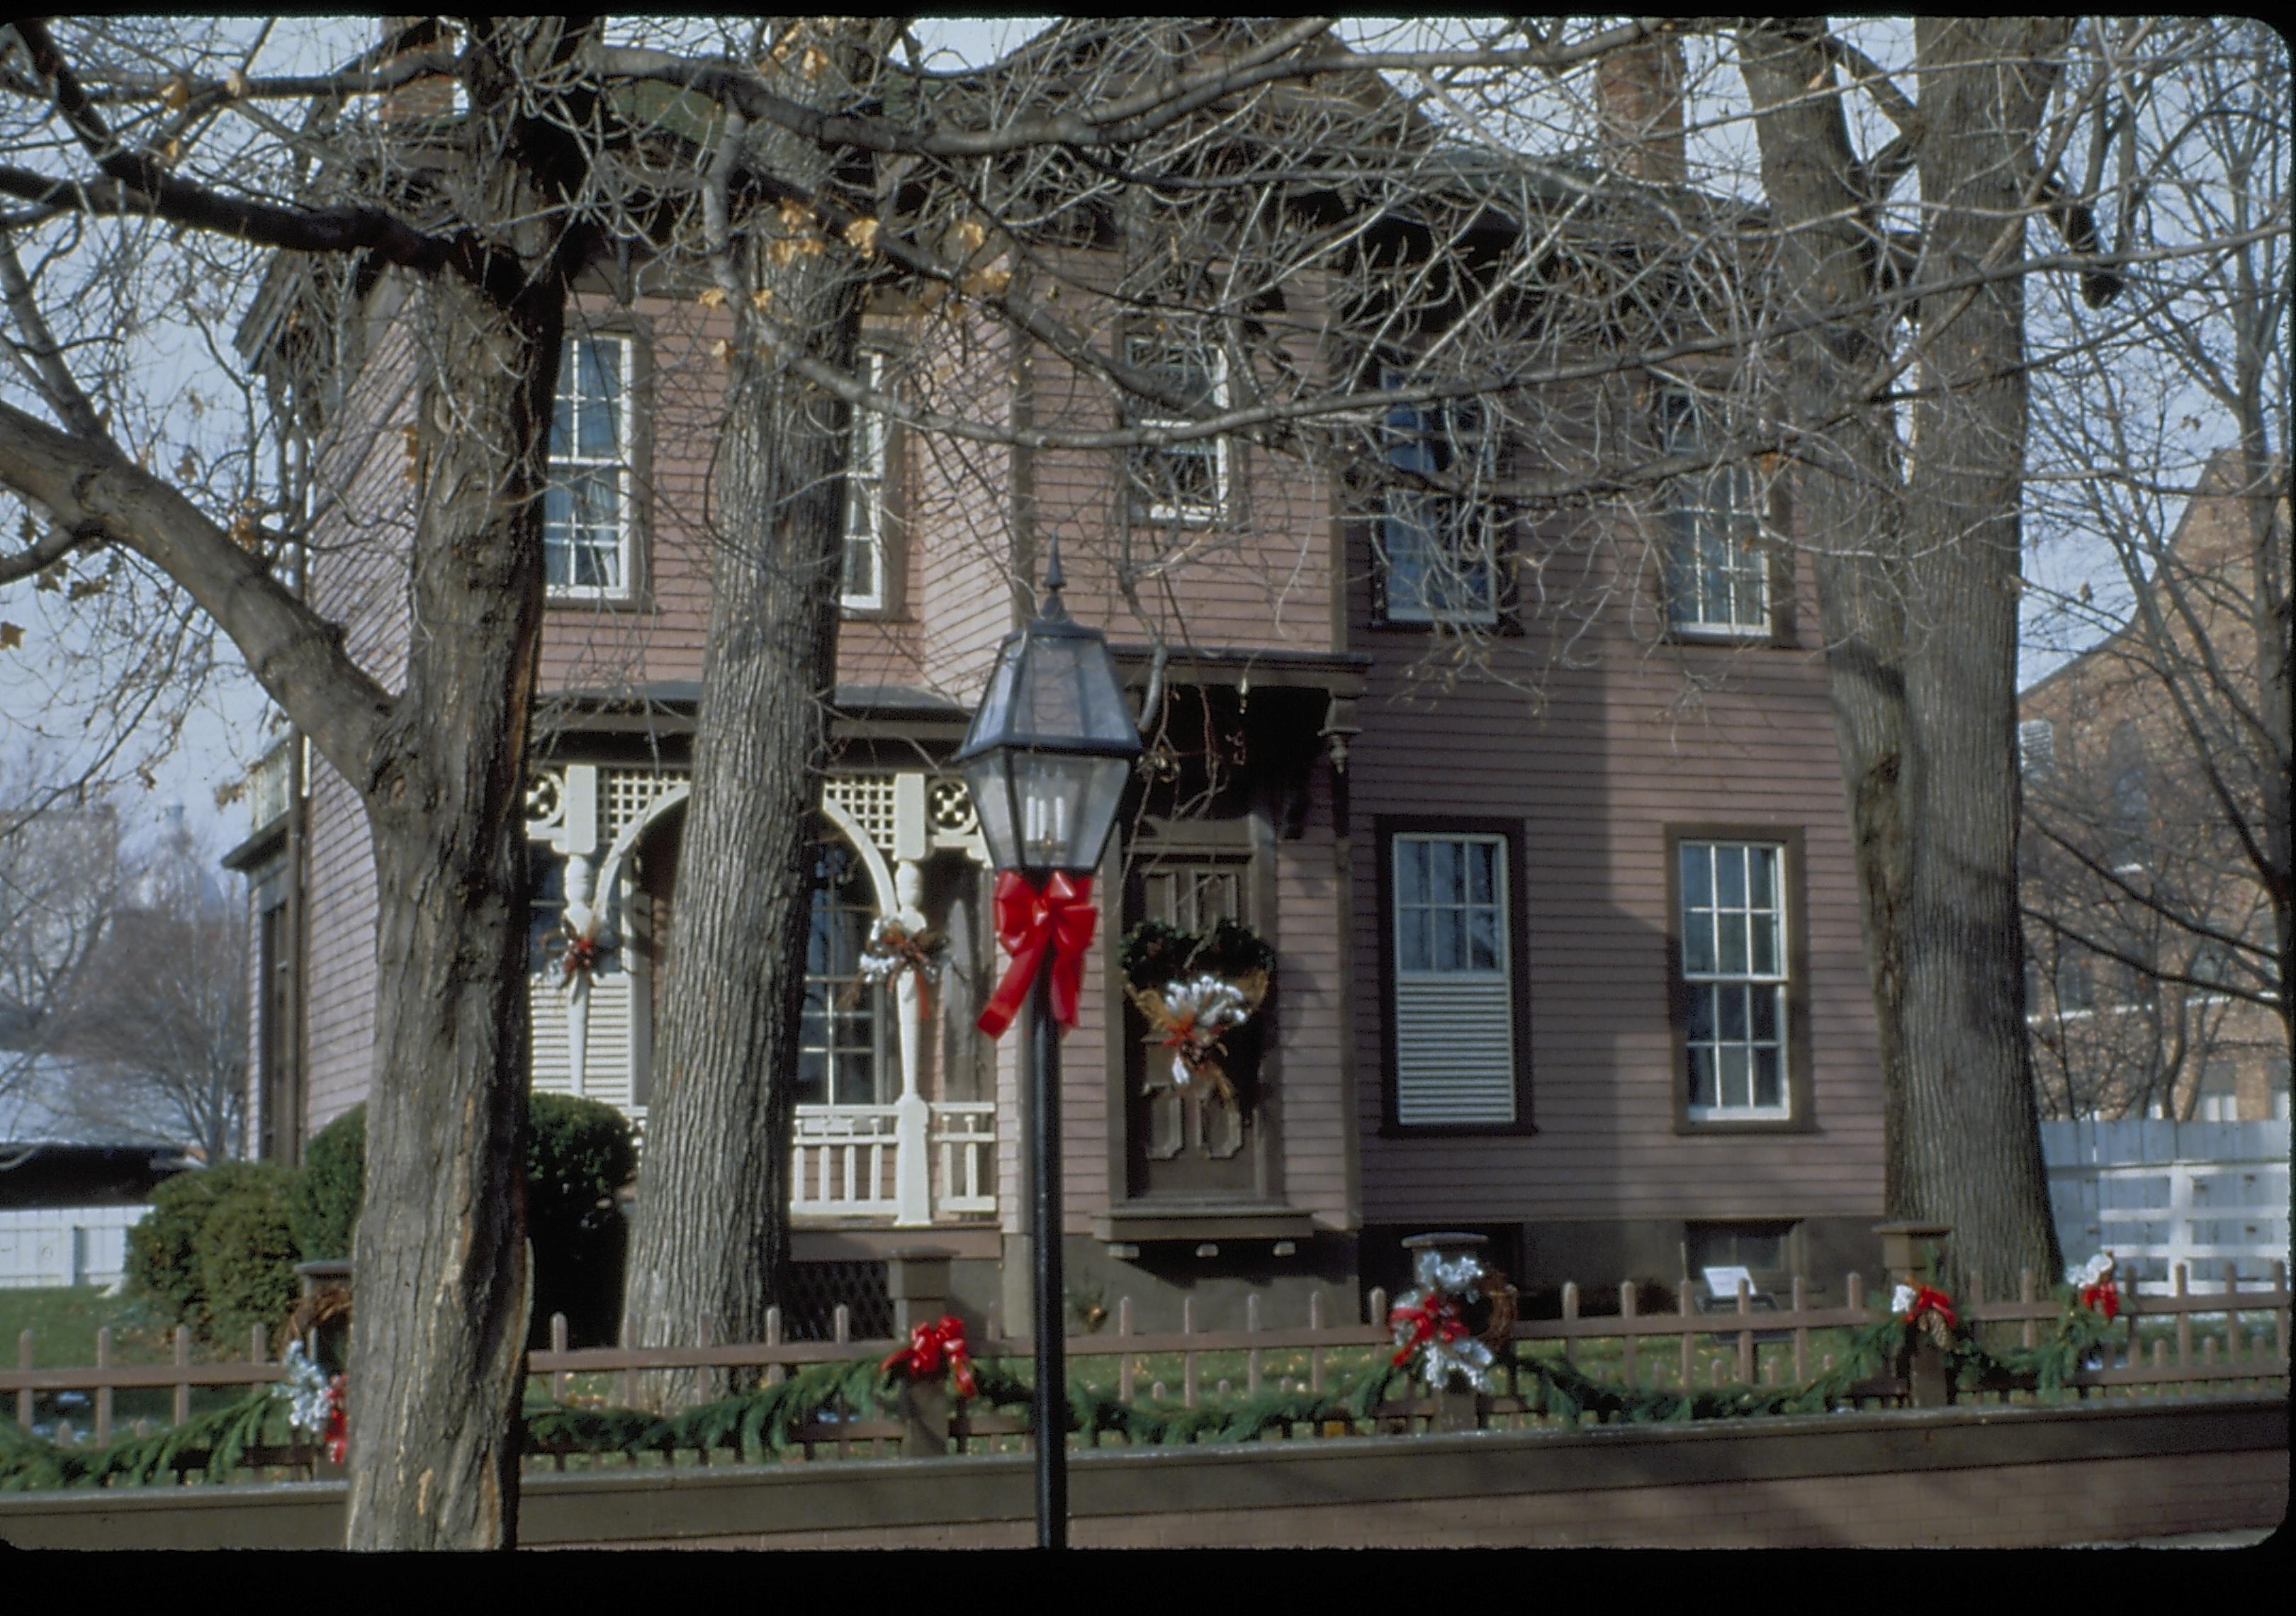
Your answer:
[225,30,1889,1335]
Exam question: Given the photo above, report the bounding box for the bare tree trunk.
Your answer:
[617,51,874,1395]
[341,22,582,1550]
[1886,18,2064,1288]
[1740,18,2063,1292]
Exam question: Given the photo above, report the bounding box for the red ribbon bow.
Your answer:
[322,1374,347,1464]
[1386,1293,1468,1369]
[2079,1278,2120,1321]
[881,1313,977,1399]
[977,871,1097,1038]
[559,931,602,984]
[1901,1284,1957,1330]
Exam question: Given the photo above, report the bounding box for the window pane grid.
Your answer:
[1127,333,1228,522]
[546,335,631,596]
[797,840,886,1109]
[1680,840,1788,1117]
[1661,393,1766,634]
[842,349,889,609]
[1380,376,1497,624]
[1395,835,1507,977]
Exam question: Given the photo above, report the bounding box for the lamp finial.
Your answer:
[1040,531,1067,616]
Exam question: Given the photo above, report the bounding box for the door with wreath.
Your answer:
[1121,848,1272,1199]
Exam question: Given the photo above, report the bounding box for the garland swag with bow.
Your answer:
[880,1313,978,1399]
[0,1254,2167,1488]
[853,917,948,1013]
[1118,919,1276,1105]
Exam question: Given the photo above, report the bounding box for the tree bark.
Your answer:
[617,30,886,1397]
[1740,18,2063,1293]
[337,19,587,1549]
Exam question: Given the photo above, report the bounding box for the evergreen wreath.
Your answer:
[1118,919,1276,1105]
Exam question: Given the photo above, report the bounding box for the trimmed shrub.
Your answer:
[125,1162,293,1331]
[525,1094,637,1348]
[288,1106,366,1262]
[195,1181,300,1349]
[266,1093,637,1347]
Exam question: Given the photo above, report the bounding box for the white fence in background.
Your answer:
[0,1205,150,1289]
[2042,1118,2290,1293]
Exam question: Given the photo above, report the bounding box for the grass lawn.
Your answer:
[0,1284,261,1440]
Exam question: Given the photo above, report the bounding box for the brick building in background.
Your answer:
[2018,450,2291,1123]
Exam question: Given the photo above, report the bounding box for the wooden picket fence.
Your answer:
[7,1260,2288,1476]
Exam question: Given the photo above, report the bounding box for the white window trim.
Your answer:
[1681,838,1791,1122]
[1391,831,1517,1127]
[841,348,891,613]
[1129,335,1230,525]
[546,333,636,603]
[1660,390,1769,639]
[2018,718,2055,776]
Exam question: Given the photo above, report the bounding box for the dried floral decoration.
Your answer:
[1119,919,1275,1106]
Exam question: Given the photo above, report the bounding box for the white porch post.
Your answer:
[892,775,933,1225]
[561,853,595,1095]
[555,766,600,1096]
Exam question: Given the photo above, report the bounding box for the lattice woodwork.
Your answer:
[602,767,688,844]
[823,775,900,858]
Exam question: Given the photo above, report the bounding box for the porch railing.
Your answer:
[789,1102,996,1221]
[791,1106,899,1216]
[928,1102,996,1216]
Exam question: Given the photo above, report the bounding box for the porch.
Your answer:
[527,761,1008,1231]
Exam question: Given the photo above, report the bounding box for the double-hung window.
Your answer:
[1390,831,1519,1127]
[546,334,634,598]
[1659,389,1767,636]
[1677,838,1790,1120]
[1125,330,1228,523]
[799,836,886,1109]
[1378,376,1498,624]
[841,348,890,612]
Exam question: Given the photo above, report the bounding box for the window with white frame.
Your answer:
[841,349,890,611]
[2195,1060,2239,1121]
[798,836,887,1108]
[546,334,634,597]
[1125,329,1228,523]
[1678,839,1789,1119]
[2018,719,2054,777]
[1379,378,1498,624]
[1659,389,1767,636]
[546,335,638,601]
[1391,832,1517,1126]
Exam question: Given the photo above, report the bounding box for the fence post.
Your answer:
[94,1326,111,1446]
[885,1247,955,1457]
[1874,1221,1952,1407]
[18,1329,33,1431]
[173,1325,191,1428]
[550,1313,570,1405]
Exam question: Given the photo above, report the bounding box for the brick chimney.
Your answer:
[1596,33,1686,185]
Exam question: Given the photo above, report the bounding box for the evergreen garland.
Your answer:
[0,1284,2168,1489]
[1118,919,1275,991]
[0,1383,290,1491]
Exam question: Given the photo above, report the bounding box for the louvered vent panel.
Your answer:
[1395,975,1515,1126]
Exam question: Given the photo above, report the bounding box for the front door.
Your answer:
[1123,848,1266,1200]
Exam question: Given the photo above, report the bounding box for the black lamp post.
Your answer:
[952,548,1139,1551]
